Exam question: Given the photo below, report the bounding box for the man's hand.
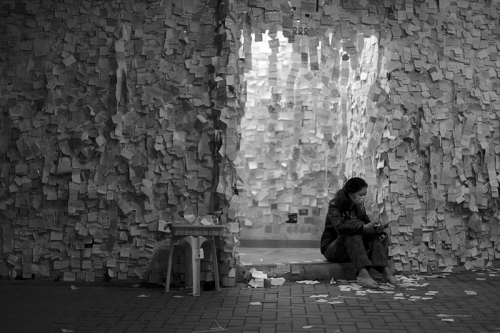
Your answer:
[363,221,377,234]
[374,223,384,233]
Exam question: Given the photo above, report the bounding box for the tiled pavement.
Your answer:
[1,270,500,333]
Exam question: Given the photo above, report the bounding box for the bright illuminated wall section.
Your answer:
[343,35,381,181]
[239,31,345,243]
[340,34,382,215]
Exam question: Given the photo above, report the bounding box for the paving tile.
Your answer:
[107,326,129,333]
[355,321,374,329]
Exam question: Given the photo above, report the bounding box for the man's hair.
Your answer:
[331,177,368,212]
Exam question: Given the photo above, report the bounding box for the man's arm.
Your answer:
[327,204,365,235]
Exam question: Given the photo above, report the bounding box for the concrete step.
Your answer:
[236,247,359,282]
[237,260,358,282]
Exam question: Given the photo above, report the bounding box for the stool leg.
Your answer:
[192,243,201,296]
[184,236,206,296]
[211,237,220,291]
[184,239,193,289]
[165,237,176,293]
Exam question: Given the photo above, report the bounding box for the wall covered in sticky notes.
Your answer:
[0,0,243,284]
[232,0,500,271]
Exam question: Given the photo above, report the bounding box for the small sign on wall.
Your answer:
[286,213,298,223]
[158,220,172,233]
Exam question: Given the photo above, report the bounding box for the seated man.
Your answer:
[320,177,397,288]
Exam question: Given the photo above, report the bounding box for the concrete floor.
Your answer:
[2,271,500,333]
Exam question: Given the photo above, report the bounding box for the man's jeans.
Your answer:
[322,233,389,274]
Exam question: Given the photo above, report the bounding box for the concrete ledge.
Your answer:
[237,260,359,282]
[236,259,500,283]
[239,239,318,248]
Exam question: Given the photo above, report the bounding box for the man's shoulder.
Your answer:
[328,200,341,209]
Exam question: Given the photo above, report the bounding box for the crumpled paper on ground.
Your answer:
[270,277,286,286]
[248,276,285,288]
[296,280,320,285]
[247,268,268,288]
[397,275,430,288]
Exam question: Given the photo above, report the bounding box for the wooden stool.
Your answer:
[165,225,224,296]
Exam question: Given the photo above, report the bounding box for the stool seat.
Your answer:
[165,224,224,296]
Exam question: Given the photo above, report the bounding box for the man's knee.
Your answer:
[345,234,364,243]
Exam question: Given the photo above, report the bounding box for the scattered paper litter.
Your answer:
[398,275,430,288]
[250,302,262,305]
[399,282,429,288]
[423,274,447,279]
[442,318,454,322]
[247,268,269,288]
[309,294,329,298]
[335,294,368,299]
[137,294,149,298]
[339,284,362,291]
[248,278,264,288]
[366,289,384,294]
[270,277,286,286]
[379,285,395,290]
[476,278,486,281]
[303,326,313,329]
[70,285,78,290]
[327,301,344,305]
[61,330,73,333]
[249,268,268,279]
[316,299,329,303]
[132,284,141,288]
[465,290,477,295]
[296,280,320,285]
[192,319,227,332]
[437,314,472,318]
[172,295,184,298]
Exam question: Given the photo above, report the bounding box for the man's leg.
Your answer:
[366,235,397,284]
[323,235,379,286]
[366,234,389,270]
[344,234,379,287]
[322,235,350,263]
[344,234,372,274]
